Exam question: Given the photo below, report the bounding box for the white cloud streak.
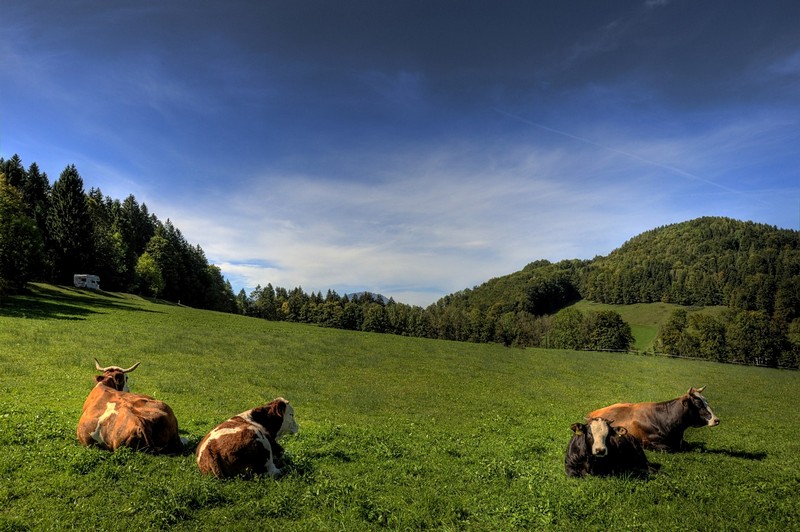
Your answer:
[144,111,798,307]
[147,141,664,306]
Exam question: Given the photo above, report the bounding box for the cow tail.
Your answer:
[136,422,155,452]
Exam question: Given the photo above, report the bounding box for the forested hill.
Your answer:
[436,217,800,323]
[580,217,800,318]
[0,154,237,312]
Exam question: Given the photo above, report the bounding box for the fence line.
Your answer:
[585,347,797,370]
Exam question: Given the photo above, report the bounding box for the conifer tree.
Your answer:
[47,165,92,283]
[1,154,26,189]
[0,174,44,291]
[21,162,50,233]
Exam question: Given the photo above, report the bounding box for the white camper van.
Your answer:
[73,274,100,290]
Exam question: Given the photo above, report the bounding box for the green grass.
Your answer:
[571,300,728,351]
[1,284,798,530]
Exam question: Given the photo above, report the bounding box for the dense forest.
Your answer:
[3,153,798,367]
[0,154,237,312]
[581,217,800,316]
[237,283,634,352]
[429,217,800,367]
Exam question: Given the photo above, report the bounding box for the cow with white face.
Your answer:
[196,397,299,478]
[77,359,185,454]
[565,417,652,477]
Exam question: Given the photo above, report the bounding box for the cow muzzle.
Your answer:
[591,444,608,457]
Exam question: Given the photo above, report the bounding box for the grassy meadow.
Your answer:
[1,284,798,530]
[571,300,728,351]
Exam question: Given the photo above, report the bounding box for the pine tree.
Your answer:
[21,162,50,233]
[47,165,92,284]
[0,174,44,291]
[117,195,155,290]
[1,154,26,189]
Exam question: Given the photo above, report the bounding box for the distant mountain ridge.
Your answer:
[345,292,391,305]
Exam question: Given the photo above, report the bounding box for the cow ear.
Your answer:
[94,375,104,383]
[269,398,287,416]
[614,426,628,436]
[571,423,585,434]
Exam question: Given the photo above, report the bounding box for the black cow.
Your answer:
[565,417,652,478]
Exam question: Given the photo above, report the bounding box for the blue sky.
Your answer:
[2,1,799,306]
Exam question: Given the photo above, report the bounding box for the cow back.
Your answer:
[77,384,182,453]
[196,417,277,478]
[196,399,295,478]
[587,402,656,444]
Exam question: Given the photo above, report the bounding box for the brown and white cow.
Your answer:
[196,397,299,478]
[587,386,720,452]
[76,359,185,454]
[565,417,652,477]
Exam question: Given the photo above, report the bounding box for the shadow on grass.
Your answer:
[0,284,163,321]
[686,441,767,461]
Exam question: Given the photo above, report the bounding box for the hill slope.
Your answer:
[429,218,799,363]
[440,217,799,318]
[580,217,800,315]
[1,284,798,529]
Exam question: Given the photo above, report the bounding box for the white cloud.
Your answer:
[149,138,681,306]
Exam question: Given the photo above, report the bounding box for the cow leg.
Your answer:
[250,427,283,478]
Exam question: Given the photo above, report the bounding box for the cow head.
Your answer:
[270,397,299,439]
[93,358,141,392]
[685,386,720,427]
[571,418,625,457]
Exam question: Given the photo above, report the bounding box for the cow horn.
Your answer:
[122,362,141,373]
[93,358,140,373]
[696,385,706,393]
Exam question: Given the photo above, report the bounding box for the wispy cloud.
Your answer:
[143,106,799,307]
[495,109,756,198]
[147,139,665,305]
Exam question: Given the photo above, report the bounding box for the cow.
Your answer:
[76,359,185,454]
[196,397,299,478]
[565,417,652,477]
[586,386,720,452]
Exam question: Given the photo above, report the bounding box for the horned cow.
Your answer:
[565,417,652,477]
[76,359,184,454]
[587,386,720,452]
[196,397,299,478]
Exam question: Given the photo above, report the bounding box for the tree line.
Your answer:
[656,307,798,369]
[238,283,635,351]
[0,154,237,312]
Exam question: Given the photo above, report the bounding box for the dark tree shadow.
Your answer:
[0,284,163,320]
[685,441,767,461]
